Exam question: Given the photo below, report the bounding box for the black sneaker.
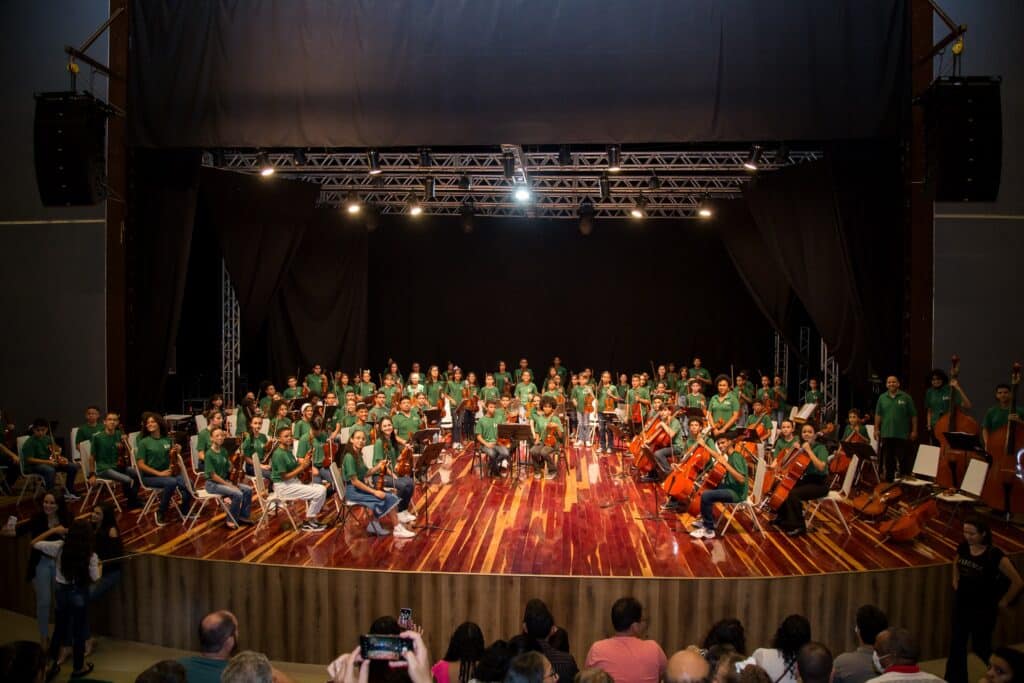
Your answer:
[300,520,327,532]
[154,512,167,527]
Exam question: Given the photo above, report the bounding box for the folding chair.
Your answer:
[807,455,856,535]
[338,427,351,445]
[897,444,941,497]
[259,419,270,436]
[194,413,208,434]
[70,427,81,462]
[937,457,988,532]
[251,455,297,532]
[177,452,235,529]
[329,462,371,528]
[225,413,237,436]
[717,458,766,536]
[128,445,183,522]
[80,442,121,512]
[15,436,45,505]
[189,435,204,489]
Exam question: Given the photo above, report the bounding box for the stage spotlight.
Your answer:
[578,197,595,236]
[367,149,382,175]
[424,176,436,200]
[558,145,572,167]
[630,197,647,219]
[345,192,361,214]
[743,145,762,171]
[648,174,660,190]
[599,175,610,201]
[460,200,475,233]
[697,195,713,219]
[774,141,790,166]
[514,185,531,202]
[459,174,471,190]
[502,151,515,179]
[292,148,307,166]
[407,195,423,216]
[258,152,275,176]
[211,149,226,168]
[606,144,621,172]
[419,148,432,168]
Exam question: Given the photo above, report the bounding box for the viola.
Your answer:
[878,498,939,542]
[116,426,130,469]
[544,420,560,447]
[848,481,904,517]
[603,391,616,412]
[322,439,337,470]
[168,442,182,477]
[395,444,413,477]
[584,392,595,414]
[229,443,245,484]
[935,354,980,489]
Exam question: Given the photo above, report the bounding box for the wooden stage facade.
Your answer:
[3,445,1024,664]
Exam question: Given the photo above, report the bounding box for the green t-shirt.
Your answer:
[341,449,367,483]
[340,413,357,428]
[925,385,966,427]
[617,383,630,400]
[358,382,376,399]
[773,385,789,410]
[531,413,563,443]
[598,385,619,407]
[296,435,326,467]
[841,424,870,441]
[204,446,230,481]
[720,449,749,499]
[20,434,55,468]
[515,367,533,383]
[554,366,568,384]
[543,390,562,402]
[773,436,799,457]
[494,407,508,423]
[684,393,707,409]
[875,390,917,439]
[368,405,390,423]
[350,422,373,441]
[305,373,325,396]
[688,367,711,383]
[424,381,443,404]
[684,435,716,452]
[983,405,1024,433]
[75,423,102,445]
[480,386,500,403]
[475,415,500,445]
[373,438,400,468]
[270,446,298,483]
[392,413,420,441]
[138,435,173,471]
[269,417,292,436]
[241,433,268,460]
[803,389,823,406]
[493,372,513,393]
[259,396,273,415]
[571,385,593,411]
[708,393,740,425]
[292,419,312,443]
[738,383,756,403]
[745,413,773,436]
[515,382,538,406]
[196,428,213,456]
[627,387,651,419]
[283,387,302,400]
[802,442,829,481]
[90,430,123,472]
[663,417,685,450]
[235,407,249,436]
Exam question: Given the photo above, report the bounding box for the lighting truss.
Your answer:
[206,148,822,219]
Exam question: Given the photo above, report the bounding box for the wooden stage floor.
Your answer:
[9,446,1024,578]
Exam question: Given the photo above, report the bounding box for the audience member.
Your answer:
[751,614,811,683]
[522,599,578,681]
[473,640,516,682]
[222,651,274,683]
[505,651,551,683]
[135,660,187,683]
[833,605,889,683]
[25,489,71,647]
[584,597,666,683]
[866,628,942,683]
[433,621,485,683]
[982,646,1024,683]
[0,640,46,683]
[327,630,430,683]
[737,664,772,683]
[549,627,571,654]
[796,642,833,683]
[575,668,615,683]
[703,618,747,656]
[665,648,711,683]
[708,646,745,683]
[177,610,238,683]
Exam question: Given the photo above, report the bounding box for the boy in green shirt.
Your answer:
[515,370,538,408]
[841,409,870,442]
[258,384,277,416]
[529,397,563,480]
[357,369,376,400]
[241,415,272,483]
[689,434,749,539]
[476,400,510,476]
[515,358,532,384]
[74,406,103,455]
[21,418,81,500]
[982,383,1024,449]
[268,426,327,531]
[195,411,225,475]
[571,378,596,447]
[494,362,513,396]
[90,410,142,508]
[626,375,651,430]
[304,364,327,397]
[687,357,712,391]
[203,427,253,528]
[282,376,303,400]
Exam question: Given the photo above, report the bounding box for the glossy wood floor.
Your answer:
[9,445,1024,578]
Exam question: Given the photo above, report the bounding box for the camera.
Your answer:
[360,634,413,661]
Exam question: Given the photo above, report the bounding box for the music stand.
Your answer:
[422,408,442,429]
[842,441,880,486]
[413,442,451,533]
[411,428,440,451]
[943,431,989,490]
[792,403,818,424]
[322,405,338,422]
[288,398,305,412]
[634,443,665,523]
[499,424,534,480]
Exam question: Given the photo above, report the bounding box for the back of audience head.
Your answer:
[985,646,1024,683]
[707,645,745,683]
[737,664,772,683]
[575,668,615,683]
[198,610,238,658]
[547,626,570,653]
[796,642,832,683]
[0,641,46,683]
[666,648,712,683]
[874,627,920,667]
[504,651,551,683]
[443,621,485,680]
[703,618,747,656]
[222,651,273,683]
[771,614,811,663]
[610,596,645,634]
[474,640,515,682]
[135,660,187,683]
[523,599,555,640]
[854,605,888,647]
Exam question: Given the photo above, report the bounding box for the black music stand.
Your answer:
[634,443,665,523]
[322,405,338,422]
[422,408,442,429]
[288,398,305,412]
[413,442,451,533]
[841,441,881,486]
[499,424,534,480]
[411,428,440,452]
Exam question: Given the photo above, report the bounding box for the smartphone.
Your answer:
[360,634,413,661]
[398,607,413,630]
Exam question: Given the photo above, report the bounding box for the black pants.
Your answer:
[879,437,913,481]
[945,598,997,683]
[50,583,89,671]
[776,481,829,532]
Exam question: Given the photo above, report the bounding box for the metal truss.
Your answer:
[798,325,812,401]
[221,259,240,408]
[773,331,790,390]
[820,339,839,426]
[206,147,822,219]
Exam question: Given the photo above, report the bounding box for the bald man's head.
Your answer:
[875,628,919,666]
[198,610,238,658]
[665,648,711,683]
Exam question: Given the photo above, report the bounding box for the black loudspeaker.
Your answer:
[924,76,1002,202]
[33,91,108,206]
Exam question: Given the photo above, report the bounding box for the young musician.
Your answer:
[597,371,620,454]
[617,374,631,403]
[756,375,774,419]
[298,416,335,491]
[304,364,327,398]
[803,377,823,408]
[494,361,513,396]
[405,372,426,400]
[552,356,568,386]
[842,409,870,441]
[258,383,277,416]
[203,427,253,529]
[649,404,685,482]
[689,434,749,540]
[338,397,358,428]
[771,375,789,426]
[392,396,422,447]
[380,375,399,408]
[342,430,414,538]
[480,374,501,404]
[708,376,741,436]
[683,380,707,410]
[572,377,596,448]
[661,419,716,512]
[773,419,799,455]
[874,376,918,481]
[357,369,376,401]
[745,399,773,459]
[21,418,81,501]
[926,369,972,442]
[268,400,293,436]
[496,395,512,423]
[543,377,563,402]
[981,384,1024,450]
[655,365,675,393]
[476,400,511,476]
[195,411,225,473]
[464,371,481,437]
[446,367,470,449]
[545,367,561,395]
[74,406,103,458]
[269,427,327,532]
[369,392,391,424]
[90,412,142,509]
[627,374,651,432]
[687,357,712,390]
[207,394,227,424]
[386,361,404,387]
[241,416,272,484]
[735,374,755,423]
[515,370,538,415]
[283,376,303,400]
[515,358,532,384]
[333,371,351,398]
[774,423,829,537]
[373,417,417,522]
[136,412,193,526]
[529,397,563,480]
[350,404,374,443]
[235,392,257,437]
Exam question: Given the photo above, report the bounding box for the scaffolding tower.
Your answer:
[820,340,839,425]
[773,331,790,387]
[798,326,812,401]
[221,259,240,408]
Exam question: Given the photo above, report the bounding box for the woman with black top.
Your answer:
[33,519,101,680]
[89,502,122,601]
[945,516,1024,683]
[26,489,71,648]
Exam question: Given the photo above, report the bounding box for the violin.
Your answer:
[116,426,130,469]
[603,390,616,412]
[544,420,560,447]
[935,354,979,489]
[168,440,182,477]
[374,460,389,490]
[584,391,595,414]
[49,442,68,466]
[395,442,413,477]
[228,440,245,484]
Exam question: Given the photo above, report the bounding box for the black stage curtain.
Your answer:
[265,210,369,380]
[125,149,201,419]
[129,0,907,147]
[367,215,771,379]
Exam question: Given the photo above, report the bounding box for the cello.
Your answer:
[762,442,814,512]
[683,442,729,515]
[981,363,1024,514]
[877,497,939,542]
[662,442,713,504]
[628,415,669,472]
[934,355,979,488]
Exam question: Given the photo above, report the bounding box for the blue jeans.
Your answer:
[205,480,253,521]
[50,583,89,671]
[653,446,677,476]
[480,444,511,476]
[381,474,415,511]
[597,413,614,451]
[33,556,56,641]
[142,474,193,517]
[577,411,593,443]
[312,465,337,490]
[96,467,141,506]
[345,484,400,518]
[26,462,81,493]
[89,566,122,601]
[700,488,738,528]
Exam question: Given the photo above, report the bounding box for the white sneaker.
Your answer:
[689,528,716,540]
[397,511,414,524]
[585,441,592,447]
[393,523,416,538]
[574,440,583,447]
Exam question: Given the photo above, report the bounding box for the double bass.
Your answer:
[934,355,979,489]
[981,363,1024,514]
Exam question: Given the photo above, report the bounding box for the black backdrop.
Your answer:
[367,215,771,378]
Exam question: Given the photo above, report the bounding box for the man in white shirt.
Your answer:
[865,628,943,683]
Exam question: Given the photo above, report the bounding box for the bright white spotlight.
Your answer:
[697,194,713,218]
[607,145,621,172]
[514,186,531,202]
[345,192,361,214]
[743,145,762,171]
[258,152,275,176]
[347,203,361,214]
[408,195,423,216]
[630,197,647,219]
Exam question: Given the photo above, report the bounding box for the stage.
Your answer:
[3,446,1024,664]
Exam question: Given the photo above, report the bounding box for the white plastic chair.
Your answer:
[226,413,238,436]
[189,434,204,489]
[194,414,208,434]
[807,455,856,535]
[716,458,766,536]
[128,446,184,523]
[898,445,940,487]
[80,441,121,512]
[15,435,45,504]
[259,419,270,436]
[251,455,297,532]
[70,427,81,462]
[361,445,375,469]
[339,427,351,445]
[937,458,989,531]
[178,452,235,530]
[329,462,371,528]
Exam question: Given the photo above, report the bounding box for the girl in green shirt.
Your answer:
[774,423,830,537]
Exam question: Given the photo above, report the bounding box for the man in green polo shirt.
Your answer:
[707,376,740,437]
[981,383,1024,450]
[476,400,510,476]
[177,611,239,683]
[874,376,918,481]
[392,397,422,447]
[91,411,142,509]
[689,434,748,539]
